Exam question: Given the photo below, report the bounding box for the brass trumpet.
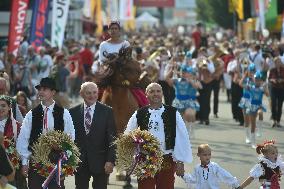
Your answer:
[241,58,250,70]
[197,58,208,69]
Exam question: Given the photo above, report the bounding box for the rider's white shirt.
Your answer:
[98,40,130,64]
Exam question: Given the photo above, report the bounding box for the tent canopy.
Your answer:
[136,12,159,22]
[135,12,159,29]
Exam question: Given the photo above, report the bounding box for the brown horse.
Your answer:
[98,47,150,134]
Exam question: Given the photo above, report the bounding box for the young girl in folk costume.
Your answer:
[166,64,202,139]
[247,71,269,147]
[241,140,284,189]
[0,95,27,188]
[239,63,256,145]
[183,144,241,189]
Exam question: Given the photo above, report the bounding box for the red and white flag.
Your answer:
[119,0,134,20]
[7,0,29,56]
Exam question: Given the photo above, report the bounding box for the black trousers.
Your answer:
[75,160,108,189]
[198,81,213,121]
[231,82,244,124]
[28,166,65,189]
[158,80,175,106]
[271,87,284,122]
[212,78,221,115]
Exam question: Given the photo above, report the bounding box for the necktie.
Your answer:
[43,107,49,132]
[85,107,92,134]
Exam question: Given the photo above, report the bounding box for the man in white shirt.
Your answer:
[16,77,75,189]
[38,46,53,80]
[249,45,264,71]
[125,82,193,189]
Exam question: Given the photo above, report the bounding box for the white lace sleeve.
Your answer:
[214,163,240,188]
[249,163,264,179]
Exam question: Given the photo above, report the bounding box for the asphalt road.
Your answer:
[64,91,284,189]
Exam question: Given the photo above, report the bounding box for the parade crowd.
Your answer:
[0,21,284,189]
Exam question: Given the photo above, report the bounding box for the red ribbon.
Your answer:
[126,136,146,177]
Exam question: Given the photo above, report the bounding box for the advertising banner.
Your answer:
[51,0,70,49]
[7,0,29,56]
[120,0,134,20]
[29,0,51,48]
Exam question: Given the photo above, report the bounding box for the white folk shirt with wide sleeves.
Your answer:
[183,162,240,189]
[16,102,75,165]
[125,105,193,163]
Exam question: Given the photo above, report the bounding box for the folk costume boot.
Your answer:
[251,133,256,148]
[245,127,251,144]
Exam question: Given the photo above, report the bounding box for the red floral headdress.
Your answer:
[263,140,276,146]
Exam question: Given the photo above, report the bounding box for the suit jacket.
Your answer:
[70,102,117,174]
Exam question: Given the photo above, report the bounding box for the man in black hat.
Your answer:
[16,77,75,189]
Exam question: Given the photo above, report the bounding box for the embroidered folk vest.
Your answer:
[259,161,281,181]
[136,105,176,150]
[28,104,64,151]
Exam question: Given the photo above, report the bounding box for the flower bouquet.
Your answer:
[3,136,20,169]
[31,131,80,178]
[115,129,163,180]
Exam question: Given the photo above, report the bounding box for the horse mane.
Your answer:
[97,46,134,87]
[103,46,133,66]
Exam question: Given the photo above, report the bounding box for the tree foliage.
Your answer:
[0,0,11,11]
[195,0,212,23]
[196,0,233,28]
[195,0,252,29]
[0,0,35,11]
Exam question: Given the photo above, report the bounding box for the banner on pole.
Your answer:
[51,0,70,49]
[7,0,29,56]
[29,0,50,48]
[107,0,118,22]
[120,0,134,20]
[265,0,277,30]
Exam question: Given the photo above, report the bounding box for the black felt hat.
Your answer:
[35,77,58,91]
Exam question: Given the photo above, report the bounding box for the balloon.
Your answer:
[177,26,185,35]
[216,32,223,41]
[262,29,269,38]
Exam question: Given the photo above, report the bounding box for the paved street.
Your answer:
[65,91,284,189]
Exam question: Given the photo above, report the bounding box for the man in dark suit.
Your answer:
[70,82,117,189]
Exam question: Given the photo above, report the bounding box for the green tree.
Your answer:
[0,0,35,11]
[195,0,212,23]
[207,0,233,28]
[195,0,251,29]
[196,0,233,28]
[0,0,11,11]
